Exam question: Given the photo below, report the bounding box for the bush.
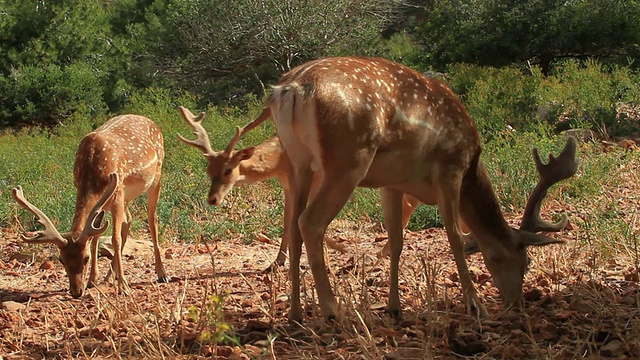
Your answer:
[0,62,106,127]
[539,59,640,138]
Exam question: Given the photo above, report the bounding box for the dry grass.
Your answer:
[2,146,640,359]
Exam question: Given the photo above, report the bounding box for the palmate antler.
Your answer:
[13,172,119,247]
[520,136,579,232]
[12,186,67,248]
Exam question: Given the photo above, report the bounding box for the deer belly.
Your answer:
[123,173,155,201]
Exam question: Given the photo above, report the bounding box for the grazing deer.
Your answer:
[176,106,425,269]
[235,57,578,323]
[13,115,169,297]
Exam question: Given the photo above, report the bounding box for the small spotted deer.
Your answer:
[13,115,169,297]
[236,57,578,323]
[176,106,422,269]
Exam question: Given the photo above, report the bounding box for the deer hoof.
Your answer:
[157,276,170,283]
[386,306,402,320]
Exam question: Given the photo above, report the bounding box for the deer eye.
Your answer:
[224,168,232,176]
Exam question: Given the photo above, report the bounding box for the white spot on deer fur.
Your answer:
[366,103,372,111]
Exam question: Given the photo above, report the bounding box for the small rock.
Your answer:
[245,319,271,332]
[500,344,525,359]
[243,344,263,358]
[601,339,626,358]
[260,292,270,301]
[1,301,26,311]
[538,322,559,340]
[241,299,253,308]
[524,287,543,301]
[39,261,54,270]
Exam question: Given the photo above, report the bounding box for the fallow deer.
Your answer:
[235,57,578,323]
[13,115,169,297]
[176,106,423,269]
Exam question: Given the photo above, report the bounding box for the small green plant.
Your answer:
[187,291,238,345]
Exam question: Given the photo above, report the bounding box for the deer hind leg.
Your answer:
[437,176,487,318]
[148,178,169,283]
[380,187,405,319]
[287,166,314,324]
[298,164,370,323]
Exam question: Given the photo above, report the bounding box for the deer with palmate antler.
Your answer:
[176,106,433,269]
[234,57,578,324]
[13,115,169,297]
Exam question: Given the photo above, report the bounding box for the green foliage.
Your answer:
[447,60,640,139]
[187,292,238,345]
[151,0,398,99]
[0,62,106,126]
[416,0,640,72]
[540,59,640,138]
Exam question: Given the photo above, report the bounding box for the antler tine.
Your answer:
[240,107,271,137]
[79,172,119,241]
[223,127,242,157]
[521,136,579,233]
[177,106,215,155]
[12,185,67,248]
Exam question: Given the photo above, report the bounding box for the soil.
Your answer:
[2,152,640,359]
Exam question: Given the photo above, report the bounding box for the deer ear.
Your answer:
[517,230,565,247]
[235,147,255,161]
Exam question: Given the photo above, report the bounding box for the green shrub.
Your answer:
[0,62,106,127]
[539,59,640,138]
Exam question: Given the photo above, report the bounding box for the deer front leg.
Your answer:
[437,179,487,318]
[379,194,419,257]
[110,193,131,295]
[269,188,292,271]
[148,179,169,283]
[88,235,100,288]
[380,187,404,319]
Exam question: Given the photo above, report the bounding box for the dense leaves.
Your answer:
[0,0,639,126]
[416,0,640,73]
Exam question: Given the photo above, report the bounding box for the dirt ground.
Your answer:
[2,161,640,359]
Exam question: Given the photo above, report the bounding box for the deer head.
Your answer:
[177,106,263,205]
[13,173,118,297]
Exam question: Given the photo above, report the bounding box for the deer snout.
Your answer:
[69,285,84,298]
[208,195,219,206]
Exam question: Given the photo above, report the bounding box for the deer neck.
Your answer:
[460,156,512,244]
[69,192,101,237]
[237,136,287,185]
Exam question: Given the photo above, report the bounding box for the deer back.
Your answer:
[74,115,164,205]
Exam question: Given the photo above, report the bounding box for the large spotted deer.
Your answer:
[13,115,169,297]
[236,57,578,323]
[177,106,424,269]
